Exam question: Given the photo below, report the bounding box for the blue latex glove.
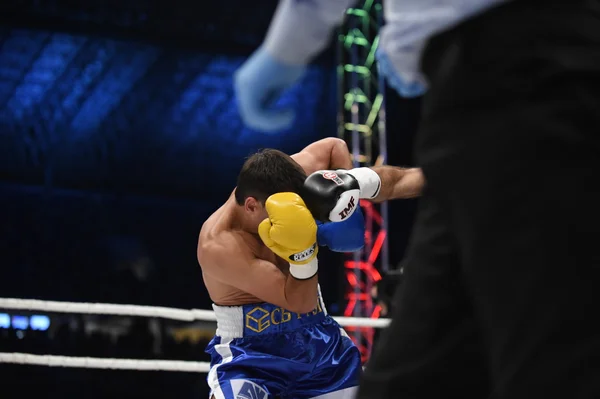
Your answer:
[317,206,365,253]
[376,48,427,98]
[234,46,306,132]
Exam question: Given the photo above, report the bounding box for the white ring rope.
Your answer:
[0,298,391,328]
[0,297,390,373]
[0,352,210,372]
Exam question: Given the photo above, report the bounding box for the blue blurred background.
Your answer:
[0,1,420,397]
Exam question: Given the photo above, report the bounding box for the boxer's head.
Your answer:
[235,149,306,228]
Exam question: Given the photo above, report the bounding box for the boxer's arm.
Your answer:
[371,166,425,201]
[264,0,357,66]
[198,234,318,313]
[292,137,353,175]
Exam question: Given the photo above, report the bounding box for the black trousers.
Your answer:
[358,1,600,398]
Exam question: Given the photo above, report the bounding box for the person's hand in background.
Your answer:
[234,0,355,132]
[371,285,389,317]
[234,46,305,133]
[372,266,404,317]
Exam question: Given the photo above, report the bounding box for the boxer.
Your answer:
[198,138,372,399]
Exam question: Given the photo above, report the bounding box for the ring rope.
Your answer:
[0,298,390,372]
[0,298,391,328]
[0,352,210,372]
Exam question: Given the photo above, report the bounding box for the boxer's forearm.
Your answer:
[329,138,354,170]
[371,166,424,202]
[293,137,353,174]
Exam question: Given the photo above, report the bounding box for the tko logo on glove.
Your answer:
[290,243,316,263]
[338,196,356,220]
[321,171,345,186]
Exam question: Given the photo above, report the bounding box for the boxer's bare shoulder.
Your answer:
[198,195,257,305]
[197,194,289,306]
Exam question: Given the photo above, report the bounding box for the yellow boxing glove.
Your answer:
[258,192,319,280]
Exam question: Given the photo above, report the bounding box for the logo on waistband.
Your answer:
[245,307,270,333]
[244,303,323,334]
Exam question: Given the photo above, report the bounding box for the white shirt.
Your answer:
[263,0,509,96]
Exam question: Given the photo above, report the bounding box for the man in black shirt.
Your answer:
[360,1,600,398]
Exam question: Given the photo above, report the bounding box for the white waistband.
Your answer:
[212,304,245,338]
[213,288,328,339]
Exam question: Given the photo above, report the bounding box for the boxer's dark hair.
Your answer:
[235,149,307,205]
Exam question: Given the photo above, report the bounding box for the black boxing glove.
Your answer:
[303,168,381,222]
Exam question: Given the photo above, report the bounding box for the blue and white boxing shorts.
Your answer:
[206,294,361,398]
